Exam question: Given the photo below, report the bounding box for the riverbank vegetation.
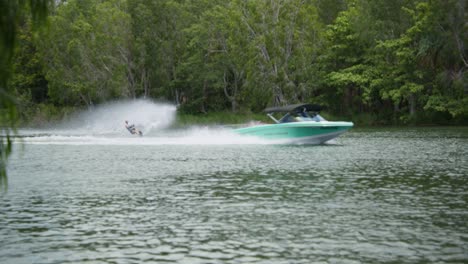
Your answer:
[5,0,468,127]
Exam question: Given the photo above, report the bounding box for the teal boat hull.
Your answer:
[233,121,353,144]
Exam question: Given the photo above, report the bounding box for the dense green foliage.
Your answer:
[6,0,468,126]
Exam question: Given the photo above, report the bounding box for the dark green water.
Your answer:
[1,127,467,263]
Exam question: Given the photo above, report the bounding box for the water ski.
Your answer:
[127,127,143,136]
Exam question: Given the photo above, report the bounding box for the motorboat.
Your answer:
[233,103,353,144]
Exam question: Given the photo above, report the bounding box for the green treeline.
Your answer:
[9,0,468,125]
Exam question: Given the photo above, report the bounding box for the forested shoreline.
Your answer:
[7,0,468,125]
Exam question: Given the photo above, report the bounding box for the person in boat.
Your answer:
[125,120,142,136]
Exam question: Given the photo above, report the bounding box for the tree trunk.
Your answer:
[408,94,416,116]
[201,80,207,113]
[142,69,149,98]
[231,100,238,113]
[223,70,238,113]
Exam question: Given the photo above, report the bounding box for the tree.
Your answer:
[128,0,193,103]
[9,19,48,121]
[39,0,131,107]
[178,0,325,112]
[234,0,324,109]
[319,6,372,114]
[368,0,467,122]
[418,0,468,119]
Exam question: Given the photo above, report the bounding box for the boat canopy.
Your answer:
[264,103,322,114]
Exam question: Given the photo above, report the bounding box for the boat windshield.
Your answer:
[312,114,326,121]
[279,112,327,123]
[279,114,296,123]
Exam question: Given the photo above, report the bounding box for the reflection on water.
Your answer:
[1,127,467,263]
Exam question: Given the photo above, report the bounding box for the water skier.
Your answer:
[125,120,143,136]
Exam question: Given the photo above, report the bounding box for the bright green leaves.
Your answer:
[425,96,468,118]
[320,6,371,113]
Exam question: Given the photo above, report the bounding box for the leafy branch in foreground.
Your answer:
[0,0,50,189]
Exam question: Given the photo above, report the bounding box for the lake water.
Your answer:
[1,125,468,264]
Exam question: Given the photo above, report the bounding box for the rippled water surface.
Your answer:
[1,127,467,264]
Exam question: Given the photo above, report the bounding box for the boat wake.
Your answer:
[15,100,269,145]
[16,130,268,146]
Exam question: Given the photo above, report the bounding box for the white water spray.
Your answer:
[56,99,176,135]
[17,100,270,145]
